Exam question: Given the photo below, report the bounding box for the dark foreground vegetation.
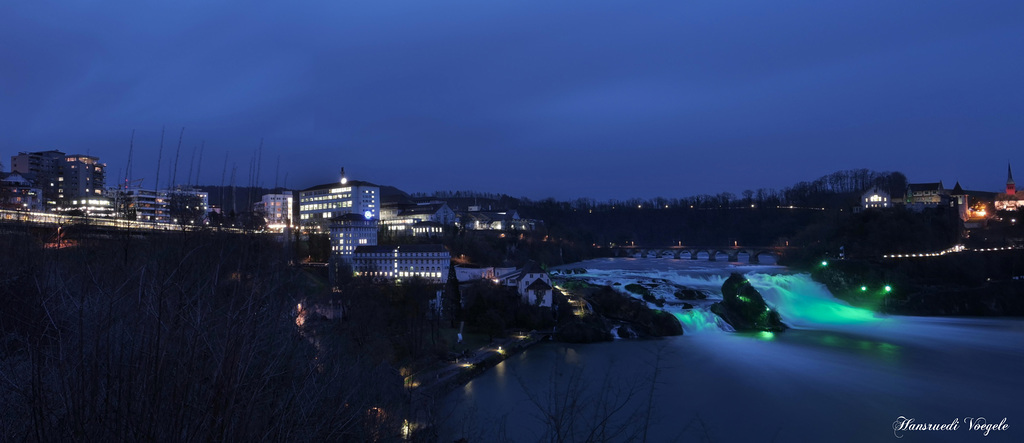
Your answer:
[0,231,410,441]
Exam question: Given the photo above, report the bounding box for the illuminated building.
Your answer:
[64,196,114,217]
[902,182,952,212]
[0,172,44,211]
[379,202,456,234]
[410,221,445,238]
[995,163,1024,211]
[504,262,553,307]
[351,244,450,284]
[329,213,378,262]
[111,188,209,223]
[10,150,106,208]
[457,208,538,231]
[859,186,890,210]
[254,193,292,231]
[119,188,168,222]
[905,182,947,205]
[298,168,379,232]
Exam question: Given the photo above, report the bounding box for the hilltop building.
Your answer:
[904,182,947,205]
[352,244,450,284]
[900,181,955,213]
[380,201,456,235]
[858,186,891,211]
[995,163,1024,211]
[10,150,106,207]
[298,168,379,233]
[457,208,538,231]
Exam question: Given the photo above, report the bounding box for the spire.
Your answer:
[951,181,964,195]
[1008,162,1016,195]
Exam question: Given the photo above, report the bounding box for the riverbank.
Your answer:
[404,331,550,438]
[805,251,1024,316]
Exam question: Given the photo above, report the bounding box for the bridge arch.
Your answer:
[750,250,778,264]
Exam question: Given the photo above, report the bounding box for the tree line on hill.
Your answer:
[407,170,967,270]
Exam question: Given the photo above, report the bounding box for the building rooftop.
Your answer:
[951,181,965,195]
[399,203,450,216]
[354,244,449,254]
[301,180,379,192]
[413,221,445,227]
[525,278,553,291]
[520,261,545,275]
[908,182,944,193]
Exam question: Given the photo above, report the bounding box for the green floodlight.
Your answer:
[820,260,828,267]
[884,285,892,292]
[860,286,867,291]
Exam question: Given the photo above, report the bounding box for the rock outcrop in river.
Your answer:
[556,284,683,342]
[711,273,787,332]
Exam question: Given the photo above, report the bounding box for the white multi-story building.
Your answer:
[61,154,106,201]
[116,188,168,222]
[255,193,292,230]
[352,244,450,284]
[380,202,456,234]
[329,213,378,262]
[111,187,209,224]
[411,221,445,238]
[298,169,379,232]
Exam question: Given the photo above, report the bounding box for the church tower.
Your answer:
[1007,163,1016,195]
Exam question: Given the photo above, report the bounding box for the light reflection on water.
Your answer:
[443,258,1024,442]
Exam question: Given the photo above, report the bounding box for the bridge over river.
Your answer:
[610,245,795,263]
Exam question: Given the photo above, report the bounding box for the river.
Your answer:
[441,257,1024,442]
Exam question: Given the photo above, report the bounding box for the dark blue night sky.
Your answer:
[2,1,1023,200]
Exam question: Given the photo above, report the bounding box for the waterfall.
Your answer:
[744,273,880,330]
